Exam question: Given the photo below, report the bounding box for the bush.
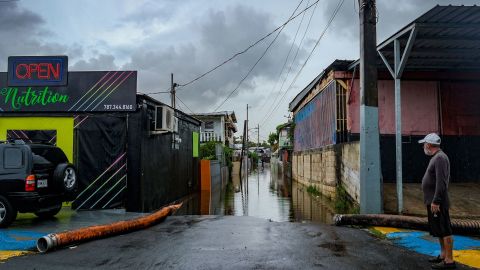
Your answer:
[248,151,259,165]
[334,185,359,214]
[199,141,217,160]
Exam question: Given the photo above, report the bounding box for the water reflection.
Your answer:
[177,161,335,224]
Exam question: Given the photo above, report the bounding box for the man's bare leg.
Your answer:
[439,237,446,259]
[443,236,454,263]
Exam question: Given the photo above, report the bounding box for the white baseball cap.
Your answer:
[418,133,441,145]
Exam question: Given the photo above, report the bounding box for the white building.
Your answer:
[191,111,237,146]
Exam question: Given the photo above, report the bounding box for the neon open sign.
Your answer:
[8,56,68,86]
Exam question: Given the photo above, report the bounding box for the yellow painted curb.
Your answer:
[0,251,30,261]
[372,226,403,234]
[453,250,480,269]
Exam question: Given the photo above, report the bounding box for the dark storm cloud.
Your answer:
[123,5,308,112]
[320,0,480,42]
[0,2,69,71]
[121,0,181,25]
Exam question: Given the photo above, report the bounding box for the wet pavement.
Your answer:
[3,215,473,270]
[0,163,478,269]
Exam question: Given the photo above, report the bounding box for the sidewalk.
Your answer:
[371,226,480,269]
[384,183,480,218]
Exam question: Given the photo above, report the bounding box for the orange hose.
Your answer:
[37,203,182,252]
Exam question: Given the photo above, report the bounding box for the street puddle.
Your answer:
[177,163,336,224]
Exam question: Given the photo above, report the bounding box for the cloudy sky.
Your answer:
[1,0,479,141]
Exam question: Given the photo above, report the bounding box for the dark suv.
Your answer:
[0,140,78,228]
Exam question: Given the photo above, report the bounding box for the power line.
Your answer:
[213,0,307,111]
[176,96,195,114]
[258,0,312,110]
[260,0,320,125]
[145,88,171,95]
[261,0,345,128]
[177,0,320,89]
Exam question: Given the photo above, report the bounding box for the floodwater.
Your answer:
[178,161,336,223]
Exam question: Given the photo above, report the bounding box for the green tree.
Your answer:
[268,132,278,146]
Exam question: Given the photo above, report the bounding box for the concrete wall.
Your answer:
[292,142,360,202]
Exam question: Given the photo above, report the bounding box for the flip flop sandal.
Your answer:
[428,255,444,263]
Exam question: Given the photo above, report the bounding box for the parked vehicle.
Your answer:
[0,140,78,228]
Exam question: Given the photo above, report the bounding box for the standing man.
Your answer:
[419,133,455,269]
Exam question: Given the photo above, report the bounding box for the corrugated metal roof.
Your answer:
[350,5,480,71]
[289,59,353,112]
[381,5,480,71]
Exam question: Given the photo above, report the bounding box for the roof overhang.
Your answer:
[350,5,480,73]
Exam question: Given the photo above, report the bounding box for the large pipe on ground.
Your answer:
[37,203,182,253]
[334,214,480,235]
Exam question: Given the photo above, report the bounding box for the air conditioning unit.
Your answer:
[154,105,175,132]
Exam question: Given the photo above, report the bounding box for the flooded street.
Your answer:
[179,162,336,223]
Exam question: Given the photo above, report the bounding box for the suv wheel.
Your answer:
[0,195,17,228]
[53,163,78,193]
[34,203,62,219]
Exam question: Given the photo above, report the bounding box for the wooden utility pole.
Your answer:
[246,104,249,149]
[170,73,176,109]
[239,120,247,184]
[257,124,259,153]
[359,0,382,214]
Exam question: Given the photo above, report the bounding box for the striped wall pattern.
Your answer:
[68,71,134,112]
[72,152,127,210]
[294,81,337,152]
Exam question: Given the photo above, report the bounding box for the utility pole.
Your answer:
[246,104,251,193]
[170,73,176,109]
[359,0,382,214]
[246,104,249,149]
[257,124,260,153]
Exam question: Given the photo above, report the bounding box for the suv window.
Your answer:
[31,147,68,165]
[4,147,24,169]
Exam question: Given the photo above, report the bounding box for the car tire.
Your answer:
[0,195,17,228]
[34,203,62,219]
[53,163,78,193]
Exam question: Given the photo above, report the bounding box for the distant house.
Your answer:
[277,122,293,149]
[190,111,237,146]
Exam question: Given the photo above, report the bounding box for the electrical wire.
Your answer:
[260,0,319,117]
[258,0,312,110]
[176,96,195,114]
[212,0,306,111]
[261,0,345,128]
[177,0,320,89]
[262,0,345,128]
[145,88,171,95]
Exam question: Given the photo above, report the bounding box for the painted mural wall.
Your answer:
[294,81,336,152]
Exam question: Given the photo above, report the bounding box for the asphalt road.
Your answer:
[1,215,474,270]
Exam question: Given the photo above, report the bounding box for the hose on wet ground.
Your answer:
[334,214,480,235]
[37,203,182,253]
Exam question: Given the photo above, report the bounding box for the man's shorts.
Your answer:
[427,205,453,237]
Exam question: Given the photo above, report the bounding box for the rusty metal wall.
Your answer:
[348,79,439,135]
[440,81,480,136]
[294,81,336,152]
